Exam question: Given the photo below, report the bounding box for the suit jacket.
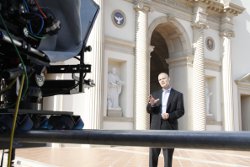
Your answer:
[146,88,184,130]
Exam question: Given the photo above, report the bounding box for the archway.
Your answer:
[148,16,191,130]
[149,17,191,93]
[150,29,169,92]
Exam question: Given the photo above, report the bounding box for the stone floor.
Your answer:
[1,145,250,167]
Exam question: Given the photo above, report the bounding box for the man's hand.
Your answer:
[161,112,169,120]
[148,95,159,106]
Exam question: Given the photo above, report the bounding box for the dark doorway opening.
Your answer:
[150,29,169,92]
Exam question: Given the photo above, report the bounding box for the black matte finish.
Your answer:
[1,130,250,151]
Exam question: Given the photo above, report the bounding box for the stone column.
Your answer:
[191,3,208,131]
[134,1,149,130]
[220,15,235,131]
[83,0,103,129]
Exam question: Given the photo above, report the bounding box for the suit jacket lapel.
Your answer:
[167,89,174,111]
[156,89,162,102]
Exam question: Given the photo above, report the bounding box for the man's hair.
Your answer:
[158,72,169,77]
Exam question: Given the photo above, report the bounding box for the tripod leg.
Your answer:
[10,149,15,167]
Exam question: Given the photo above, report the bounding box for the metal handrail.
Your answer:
[1,130,250,151]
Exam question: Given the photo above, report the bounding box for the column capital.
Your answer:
[192,2,208,30]
[191,21,209,29]
[134,0,150,13]
[220,29,235,38]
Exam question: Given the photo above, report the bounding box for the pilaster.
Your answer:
[83,0,103,129]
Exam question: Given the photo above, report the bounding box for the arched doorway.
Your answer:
[150,28,169,92]
[148,17,191,130]
[149,18,191,93]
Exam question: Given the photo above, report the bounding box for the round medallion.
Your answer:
[112,10,126,27]
[206,37,215,51]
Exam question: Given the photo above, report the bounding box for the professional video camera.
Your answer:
[0,0,99,139]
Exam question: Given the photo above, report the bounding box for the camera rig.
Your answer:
[0,0,99,164]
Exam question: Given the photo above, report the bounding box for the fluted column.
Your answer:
[191,2,208,131]
[192,22,207,131]
[220,30,234,131]
[134,2,149,130]
[83,0,103,129]
[146,45,155,130]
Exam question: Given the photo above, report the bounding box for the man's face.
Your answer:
[158,73,170,89]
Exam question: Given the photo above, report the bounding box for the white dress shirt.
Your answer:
[161,88,171,114]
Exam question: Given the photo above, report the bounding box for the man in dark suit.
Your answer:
[147,72,185,167]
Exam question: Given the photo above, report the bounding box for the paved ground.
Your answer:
[1,146,250,167]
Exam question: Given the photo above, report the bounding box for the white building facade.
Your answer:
[45,0,250,132]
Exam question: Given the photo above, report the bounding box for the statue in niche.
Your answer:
[205,81,213,115]
[107,67,123,110]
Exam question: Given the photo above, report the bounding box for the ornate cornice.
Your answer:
[223,2,245,16]
[207,2,224,14]
[150,0,192,15]
[126,0,244,21]
[184,0,244,16]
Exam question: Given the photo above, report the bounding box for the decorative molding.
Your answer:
[206,115,222,125]
[166,13,176,22]
[224,3,245,16]
[220,30,235,38]
[152,0,192,13]
[236,82,250,90]
[191,22,209,29]
[103,116,133,122]
[235,73,250,89]
[204,58,221,71]
[166,56,221,71]
[207,1,224,14]
[185,0,244,16]
[166,56,194,67]
[127,0,244,31]
[236,73,250,96]
[207,17,220,30]
[149,0,245,25]
[169,49,193,58]
[104,36,135,54]
[150,0,192,17]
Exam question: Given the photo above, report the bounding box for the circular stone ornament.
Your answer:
[112,10,126,27]
[205,37,215,51]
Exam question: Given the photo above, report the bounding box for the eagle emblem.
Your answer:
[112,10,125,27]
[114,16,124,25]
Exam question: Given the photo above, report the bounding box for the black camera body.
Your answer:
[0,0,61,47]
[0,0,99,135]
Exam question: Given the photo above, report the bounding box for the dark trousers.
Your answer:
[149,147,174,167]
